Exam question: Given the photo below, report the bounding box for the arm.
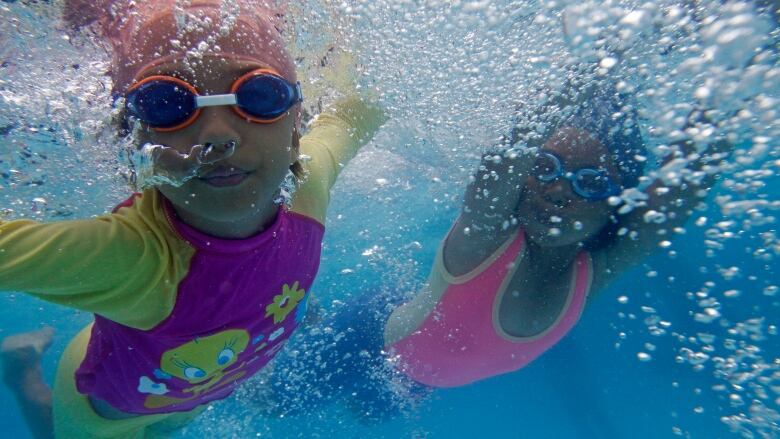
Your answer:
[0,196,186,329]
[443,146,538,276]
[591,113,732,291]
[443,97,562,276]
[291,96,386,224]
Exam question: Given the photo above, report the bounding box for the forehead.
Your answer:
[136,58,271,91]
[113,4,296,93]
[542,126,611,169]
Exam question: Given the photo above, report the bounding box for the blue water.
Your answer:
[1,0,779,438]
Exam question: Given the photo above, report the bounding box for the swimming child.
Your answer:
[261,78,730,419]
[0,1,384,437]
[383,82,728,387]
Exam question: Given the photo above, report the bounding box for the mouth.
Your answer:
[198,166,250,187]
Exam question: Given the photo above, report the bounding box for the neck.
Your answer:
[171,200,280,239]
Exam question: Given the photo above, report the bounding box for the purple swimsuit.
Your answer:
[74,197,324,414]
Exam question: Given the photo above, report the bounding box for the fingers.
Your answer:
[199,141,236,164]
[133,142,238,189]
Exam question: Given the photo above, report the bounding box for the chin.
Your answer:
[161,184,271,220]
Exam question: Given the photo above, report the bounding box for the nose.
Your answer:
[196,107,241,149]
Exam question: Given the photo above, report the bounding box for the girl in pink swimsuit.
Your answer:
[0,1,384,438]
[384,83,729,388]
[262,81,729,421]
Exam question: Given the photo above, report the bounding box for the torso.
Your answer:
[75,194,325,415]
[386,227,592,387]
[496,250,579,338]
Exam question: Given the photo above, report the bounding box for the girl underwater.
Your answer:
[262,77,732,420]
[0,0,384,438]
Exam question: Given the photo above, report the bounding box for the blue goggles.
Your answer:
[533,151,621,201]
[124,68,303,132]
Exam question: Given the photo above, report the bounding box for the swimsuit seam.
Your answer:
[286,210,326,231]
[438,224,523,285]
[147,193,198,333]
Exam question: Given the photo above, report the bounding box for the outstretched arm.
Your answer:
[0,194,185,330]
[291,95,386,224]
[442,145,538,276]
[591,111,732,291]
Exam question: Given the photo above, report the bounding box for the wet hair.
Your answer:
[562,86,647,189]
[509,78,648,251]
[510,75,647,189]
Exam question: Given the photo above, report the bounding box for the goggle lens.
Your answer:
[235,75,294,119]
[574,169,612,199]
[533,154,560,181]
[126,81,197,129]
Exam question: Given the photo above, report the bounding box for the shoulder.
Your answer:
[109,189,195,253]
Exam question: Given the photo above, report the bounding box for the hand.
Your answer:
[462,143,538,228]
[133,142,236,189]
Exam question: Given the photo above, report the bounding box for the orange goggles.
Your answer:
[124,68,303,132]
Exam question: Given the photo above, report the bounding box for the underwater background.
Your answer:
[1,0,778,437]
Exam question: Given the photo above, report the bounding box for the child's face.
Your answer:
[516,127,619,247]
[134,58,298,225]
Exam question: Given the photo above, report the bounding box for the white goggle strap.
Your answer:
[196,94,238,108]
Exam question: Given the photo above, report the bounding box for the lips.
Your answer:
[198,166,250,187]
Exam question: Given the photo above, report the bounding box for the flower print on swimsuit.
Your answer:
[265,282,306,324]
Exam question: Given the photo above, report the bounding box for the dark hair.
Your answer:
[564,87,646,189]
[510,78,648,251]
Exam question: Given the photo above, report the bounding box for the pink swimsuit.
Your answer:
[389,230,592,388]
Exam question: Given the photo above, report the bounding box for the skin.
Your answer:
[135,57,300,239]
[81,58,302,418]
[386,116,725,342]
[0,57,303,434]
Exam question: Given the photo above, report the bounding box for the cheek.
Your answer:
[243,121,295,155]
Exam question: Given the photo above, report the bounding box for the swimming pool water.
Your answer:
[1,0,778,437]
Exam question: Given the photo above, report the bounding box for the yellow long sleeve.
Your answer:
[0,191,192,329]
[291,96,386,223]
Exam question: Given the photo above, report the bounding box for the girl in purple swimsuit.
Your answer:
[0,1,384,437]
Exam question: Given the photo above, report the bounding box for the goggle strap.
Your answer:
[196,94,238,108]
[294,82,304,102]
